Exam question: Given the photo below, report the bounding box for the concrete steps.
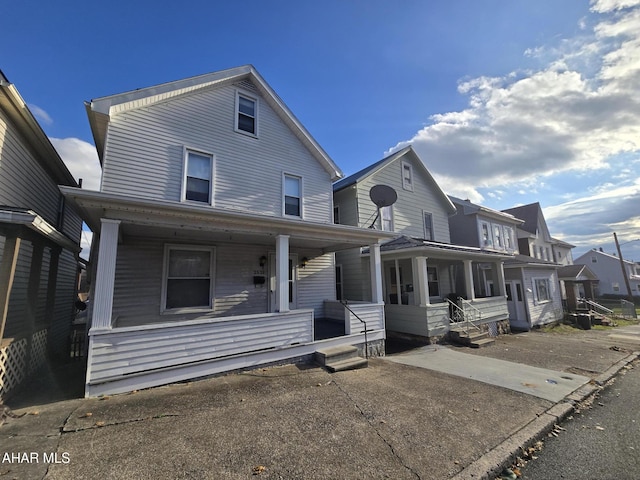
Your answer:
[315,345,368,372]
[449,328,495,348]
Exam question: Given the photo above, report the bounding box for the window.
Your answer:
[333,205,340,224]
[183,150,213,204]
[612,282,620,292]
[284,174,302,217]
[534,278,551,303]
[401,161,413,191]
[236,92,257,135]
[335,265,343,301]
[427,266,440,297]
[591,256,597,263]
[480,222,492,247]
[504,227,513,250]
[381,205,393,231]
[423,212,433,240]
[494,225,503,248]
[163,246,214,312]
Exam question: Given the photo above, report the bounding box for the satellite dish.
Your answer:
[369,185,397,208]
[368,185,398,228]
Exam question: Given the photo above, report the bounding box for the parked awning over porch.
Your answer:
[60,187,394,252]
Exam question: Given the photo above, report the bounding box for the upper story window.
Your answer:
[235,91,258,136]
[480,221,492,248]
[401,161,414,191]
[493,225,503,248]
[591,256,597,263]
[423,212,433,240]
[333,205,340,224]
[284,174,302,217]
[381,205,394,231]
[183,149,213,204]
[504,226,513,250]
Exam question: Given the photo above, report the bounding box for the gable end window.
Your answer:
[401,161,414,191]
[284,174,302,217]
[235,91,258,136]
[183,150,213,204]
[162,245,215,312]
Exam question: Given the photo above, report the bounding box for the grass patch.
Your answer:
[540,323,582,334]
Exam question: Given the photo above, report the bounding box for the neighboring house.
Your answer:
[501,203,565,329]
[574,248,640,298]
[0,70,82,400]
[333,147,512,341]
[61,65,391,397]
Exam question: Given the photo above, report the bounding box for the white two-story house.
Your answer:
[575,248,640,298]
[333,147,512,342]
[62,66,391,397]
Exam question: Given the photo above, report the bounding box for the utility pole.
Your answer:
[613,232,634,302]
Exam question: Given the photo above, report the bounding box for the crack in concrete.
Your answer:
[329,379,422,480]
[61,413,182,433]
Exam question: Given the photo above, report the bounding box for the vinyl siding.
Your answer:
[101,81,333,223]
[355,156,451,242]
[111,237,334,327]
[522,268,563,326]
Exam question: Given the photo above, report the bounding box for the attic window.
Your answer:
[236,91,257,136]
[401,161,413,191]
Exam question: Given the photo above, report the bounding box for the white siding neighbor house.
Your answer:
[62,65,391,397]
[0,70,83,400]
[500,203,565,329]
[574,248,640,298]
[333,147,512,341]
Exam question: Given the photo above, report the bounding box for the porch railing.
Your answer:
[341,300,369,359]
[579,298,614,316]
[447,297,482,335]
[621,299,638,319]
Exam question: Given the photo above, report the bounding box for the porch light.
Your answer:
[301,257,309,268]
[259,255,267,267]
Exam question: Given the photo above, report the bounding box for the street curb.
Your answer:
[451,351,640,480]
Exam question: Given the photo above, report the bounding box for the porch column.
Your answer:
[394,259,402,305]
[413,256,430,306]
[275,234,290,312]
[92,219,120,330]
[369,243,383,303]
[0,233,21,340]
[463,259,476,300]
[494,261,506,296]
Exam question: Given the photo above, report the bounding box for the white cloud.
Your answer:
[28,103,52,125]
[388,2,640,203]
[50,137,102,191]
[80,229,93,260]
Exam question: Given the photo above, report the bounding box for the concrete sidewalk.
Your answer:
[1,327,638,480]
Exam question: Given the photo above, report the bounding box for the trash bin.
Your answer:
[577,313,591,330]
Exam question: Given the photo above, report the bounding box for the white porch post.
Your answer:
[394,259,402,305]
[495,261,506,296]
[413,256,430,306]
[91,219,120,330]
[369,243,383,303]
[463,259,476,301]
[276,235,290,312]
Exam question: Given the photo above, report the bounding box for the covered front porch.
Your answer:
[377,237,511,340]
[62,188,392,397]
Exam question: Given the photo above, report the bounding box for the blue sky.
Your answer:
[3,0,640,261]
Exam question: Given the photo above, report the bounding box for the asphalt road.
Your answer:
[519,360,640,480]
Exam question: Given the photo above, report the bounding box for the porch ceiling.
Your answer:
[60,187,393,252]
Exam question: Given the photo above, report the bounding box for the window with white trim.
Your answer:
[401,161,413,191]
[183,150,213,204]
[235,91,258,135]
[284,174,302,217]
[534,278,551,303]
[381,205,393,231]
[163,245,214,312]
[493,225,503,248]
[504,226,513,250]
[480,221,492,247]
[427,266,440,297]
[423,212,433,240]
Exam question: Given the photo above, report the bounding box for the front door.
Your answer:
[506,280,528,330]
[269,253,297,312]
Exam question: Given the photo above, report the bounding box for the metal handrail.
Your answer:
[621,299,638,319]
[446,298,482,335]
[581,299,614,315]
[341,300,369,359]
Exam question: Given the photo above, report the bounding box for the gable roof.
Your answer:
[85,65,342,181]
[0,70,77,187]
[575,248,638,267]
[333,146,456,214]
[557,264,598,281]
[449,196,524,224]
[502,202,554,242]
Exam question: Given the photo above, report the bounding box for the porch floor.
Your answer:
[314,318,345,340]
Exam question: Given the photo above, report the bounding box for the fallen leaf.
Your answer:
[595,426,605,431]
[252,465,266,475]
[79,412,93,418]
[95,421,106,427]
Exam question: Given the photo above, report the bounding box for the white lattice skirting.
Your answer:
[0,329,48,402]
